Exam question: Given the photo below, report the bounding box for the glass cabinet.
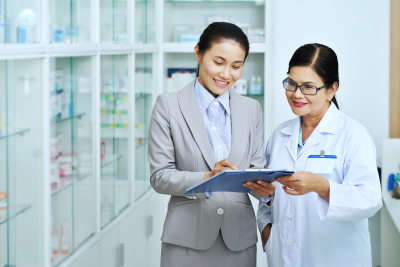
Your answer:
[49,57,96,266]
[0,59,43,266]
[100,55,131,228]
[135,0,156,44]
[135,53,154,200]
[1,0,41,43]
[163,0,265,44]
[100,0,129,44]
[49,0,92,44]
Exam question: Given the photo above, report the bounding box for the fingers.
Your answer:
[257,180,277,190]
[214,159,238,170]
[243,181,275,196]
[282,186,300,195]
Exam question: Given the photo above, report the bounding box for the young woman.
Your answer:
[255,43,382,266]
[148,22,275,267]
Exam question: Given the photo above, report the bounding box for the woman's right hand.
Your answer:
[203,159,238,181]
[262,223,272,246]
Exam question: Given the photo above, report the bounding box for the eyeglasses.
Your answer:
[282,78,329,96]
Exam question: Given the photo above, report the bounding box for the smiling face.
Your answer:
[195,39,246,97]
[286,66,337,119]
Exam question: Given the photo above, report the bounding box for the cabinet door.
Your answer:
[2,0,41,43]
[100,55,131,228]
[135,53,154,200]
[135,0,156,44]
[50,57,97,266]
[0,59,43,267]
[101,225,119,267]
[70,241,101,267]
[100,0,129,44]
[49,0,92,44]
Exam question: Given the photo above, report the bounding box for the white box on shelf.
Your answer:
[232,79,247,95]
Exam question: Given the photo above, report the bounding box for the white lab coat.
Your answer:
[257,103,382,267]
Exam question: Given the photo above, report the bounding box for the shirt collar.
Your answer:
[298,119,306,148]
[194,78,230,116]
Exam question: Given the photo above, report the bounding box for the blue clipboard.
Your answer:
[185,169,294,195]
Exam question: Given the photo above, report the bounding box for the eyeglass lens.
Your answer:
[284,80,317,95]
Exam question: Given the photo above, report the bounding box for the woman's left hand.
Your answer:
[276,171,330,201]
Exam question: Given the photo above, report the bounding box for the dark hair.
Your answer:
[288,43,340,109]
[196,22,250,77]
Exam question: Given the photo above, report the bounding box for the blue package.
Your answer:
[52,29,64,43]
[18,26,27,43]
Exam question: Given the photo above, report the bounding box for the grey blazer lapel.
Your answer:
[178,81,216,170]
[228,89,249,166]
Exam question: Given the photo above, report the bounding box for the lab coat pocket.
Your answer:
[265,222,283,267]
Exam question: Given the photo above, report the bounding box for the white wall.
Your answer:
[264,0,390,163]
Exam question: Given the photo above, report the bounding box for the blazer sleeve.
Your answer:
[317,129,383,221]
[248,101,268,201]
[148,94,207,199]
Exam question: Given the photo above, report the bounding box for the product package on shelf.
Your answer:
[135,68,152,94]
[232,79,247,95]
[59,154,78,178]
[103,75,128,94]
[165,68,196,93]
[0,192,7,223]
[248,28,265,43]
[78,77,92,93]
[173,26,202,43]
[0,112,6,137]
[249,76,263,95]
[388,163,400,199]
[50,160,60,189]
[15,8,37,44]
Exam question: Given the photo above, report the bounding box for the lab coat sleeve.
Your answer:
[248,101,268,202]
[317,130,382,221]
[257,201,272,250]
[148,94,207,199]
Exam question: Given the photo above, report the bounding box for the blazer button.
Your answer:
[217,208,224,216]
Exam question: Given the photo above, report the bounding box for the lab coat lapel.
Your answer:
[281,117,301,162]
[298,103,338,157]
[178,81,216,170]
[228,89,249,166]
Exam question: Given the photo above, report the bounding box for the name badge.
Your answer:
[305,155,337,174]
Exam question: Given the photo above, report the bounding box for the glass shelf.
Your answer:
[135,93,152,100]
[0,205,32,226]
[0,129,30,140]
[135,137,147,149]
[51,175,88,197]
[51,112,86,124]
[101,155,123,169]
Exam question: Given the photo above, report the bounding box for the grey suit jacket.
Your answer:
[148,80,266,251]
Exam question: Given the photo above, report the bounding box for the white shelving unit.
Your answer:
[381,139,400,267]
[0,0,269,266]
